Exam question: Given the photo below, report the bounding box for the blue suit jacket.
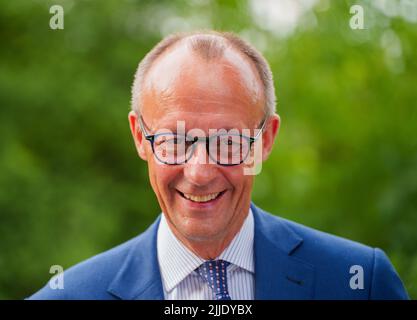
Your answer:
[29,203,408,300]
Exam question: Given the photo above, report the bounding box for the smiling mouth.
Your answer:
[177,190,226,203]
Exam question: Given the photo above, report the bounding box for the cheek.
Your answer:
[148,161,181,197]
[221,167,253,191]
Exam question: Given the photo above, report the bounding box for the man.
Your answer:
[29,31,408,300]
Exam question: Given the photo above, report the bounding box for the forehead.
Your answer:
[141,40,265,128]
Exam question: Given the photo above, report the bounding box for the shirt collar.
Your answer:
[157,208,255,293]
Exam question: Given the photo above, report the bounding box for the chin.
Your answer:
[179,223,226,242]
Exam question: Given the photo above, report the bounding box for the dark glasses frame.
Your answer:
[137,114,267,166]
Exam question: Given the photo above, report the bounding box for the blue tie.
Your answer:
[196,260,232,300]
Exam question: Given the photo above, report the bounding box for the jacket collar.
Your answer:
[107,203,315,300]
[107,217,164,300]
[251,203,315,299]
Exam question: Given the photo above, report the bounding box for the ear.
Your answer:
[128,111,148,161]
[261,113,280,161]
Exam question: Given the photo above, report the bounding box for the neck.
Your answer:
[167,212,248,260]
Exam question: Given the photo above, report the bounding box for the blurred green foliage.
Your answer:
[0,0,416,299]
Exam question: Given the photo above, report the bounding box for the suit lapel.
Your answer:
[252,203,315,299]
[107,216,164,300]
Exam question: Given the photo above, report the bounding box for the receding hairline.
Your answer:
[143,32,259,83]
[131,30,276,116]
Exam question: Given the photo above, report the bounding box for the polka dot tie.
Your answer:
[196,260,232,300]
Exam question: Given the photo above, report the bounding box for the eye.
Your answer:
[225,139,234,146]
[155,135,185,146]
[219,136,239,146]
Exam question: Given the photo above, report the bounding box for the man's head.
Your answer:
[128,31,280,255]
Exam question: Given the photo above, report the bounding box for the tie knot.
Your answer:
[196,260,231,300]
[204,259,230,270]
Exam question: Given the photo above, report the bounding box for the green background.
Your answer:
[1,0,416,299]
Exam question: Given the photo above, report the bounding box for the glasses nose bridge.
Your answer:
[187,137,210,164]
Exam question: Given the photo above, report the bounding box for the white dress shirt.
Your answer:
[157,209,255,300]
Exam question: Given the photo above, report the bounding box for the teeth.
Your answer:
[183,192,220,202]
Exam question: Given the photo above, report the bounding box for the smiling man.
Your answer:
[29,31,408,300]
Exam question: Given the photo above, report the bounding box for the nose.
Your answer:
[183,143,218,186]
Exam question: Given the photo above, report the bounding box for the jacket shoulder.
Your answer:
[255,206,408,299]
[28,234,143,300]
[256,207,375,263]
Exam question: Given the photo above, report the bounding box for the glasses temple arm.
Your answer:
[252,116,268,141]
[137,114,153,139]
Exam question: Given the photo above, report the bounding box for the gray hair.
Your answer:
[131,30,276,117]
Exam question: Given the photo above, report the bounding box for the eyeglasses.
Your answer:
[137,114,267,166]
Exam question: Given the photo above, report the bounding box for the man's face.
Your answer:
[129,43,279,246]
